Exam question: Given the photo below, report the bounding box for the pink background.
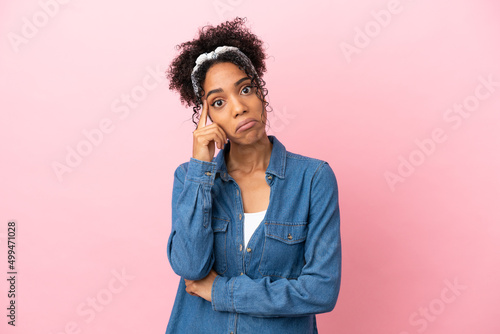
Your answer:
[1,0,499,333]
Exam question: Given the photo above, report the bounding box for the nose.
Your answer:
[230,95,247,117]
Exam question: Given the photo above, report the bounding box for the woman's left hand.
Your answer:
[184,269,218,302]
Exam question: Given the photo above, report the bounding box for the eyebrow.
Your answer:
[206,77,251,100]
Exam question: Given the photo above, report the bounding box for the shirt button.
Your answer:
[267,175,272,179]
[239,244,242,251]
[239,213,242,220]
[246,247,252,252]
[240,272,244,275]
[236,189,239,196]
[287,233,293,240]
[205,171,212,176]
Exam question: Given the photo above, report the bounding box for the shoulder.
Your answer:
[285,149,332,173]
[284,150,338,186]
[286,150,325,165]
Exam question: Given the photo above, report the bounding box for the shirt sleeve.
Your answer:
[211,162,341,317]
[167,157,218,280]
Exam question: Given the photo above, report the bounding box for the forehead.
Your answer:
[204,62,247,88]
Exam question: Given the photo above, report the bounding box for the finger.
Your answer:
[187,289,198,297]
[217,130,227,150]
[218,126,227,146]
[196,123,227,148]
[195,126,226,150]
[197,97,209,129]
[194,130,221,150]
[215,126,227,149]
[205,124,226,144]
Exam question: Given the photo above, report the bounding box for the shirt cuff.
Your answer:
[211,275,236,312]
[185,157,217,185]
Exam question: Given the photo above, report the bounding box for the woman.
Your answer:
[165,17,341,334]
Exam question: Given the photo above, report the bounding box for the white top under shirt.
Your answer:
[243,209,267,248]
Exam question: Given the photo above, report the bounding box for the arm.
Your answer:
[166,157,217,280]
[211,162,341,317]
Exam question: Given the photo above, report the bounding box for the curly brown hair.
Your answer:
[166,17,272,127]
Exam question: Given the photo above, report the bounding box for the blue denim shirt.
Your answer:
[166,135,341,334]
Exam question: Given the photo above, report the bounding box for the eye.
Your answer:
[241,85,254,94]
[211,99,224,108]
[210,85,255,108]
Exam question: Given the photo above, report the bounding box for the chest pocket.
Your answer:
[212,217,229,275]
[258,221,308,279]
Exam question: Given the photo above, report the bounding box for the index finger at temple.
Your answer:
[197,97,208,129]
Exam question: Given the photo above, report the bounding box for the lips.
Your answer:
[236,119,257,133]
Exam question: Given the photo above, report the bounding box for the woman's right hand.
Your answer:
[192,97,227,162]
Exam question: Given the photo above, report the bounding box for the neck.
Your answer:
[225,135,272,175]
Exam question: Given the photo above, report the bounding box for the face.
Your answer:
[202,62,267,143]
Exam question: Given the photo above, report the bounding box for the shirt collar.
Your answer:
[213,135,286,182]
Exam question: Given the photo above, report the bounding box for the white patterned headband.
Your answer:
[190,45,258,99]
